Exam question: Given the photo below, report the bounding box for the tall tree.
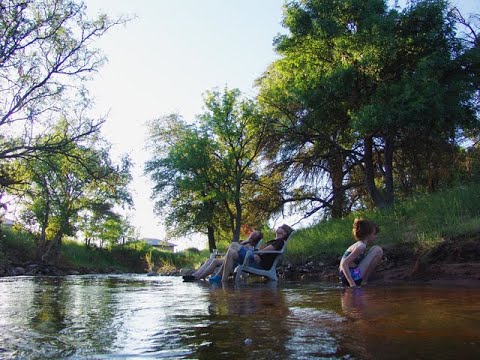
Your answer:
[145,114,222,251]
[0,0,128,189]
[145,88,270,249]
[351,0,479,203]
[11,122,133,263]
[199,88,269,242]
[259,0,479,214]
[258,0,392,216]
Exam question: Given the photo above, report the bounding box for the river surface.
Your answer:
[0,274,479,359]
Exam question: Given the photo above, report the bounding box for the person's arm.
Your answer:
[340,243,366,287]
[253,239,283,263]
[259,243,276,251]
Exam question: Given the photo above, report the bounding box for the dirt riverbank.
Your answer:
[281,230,480,287]
[2,231,479,286]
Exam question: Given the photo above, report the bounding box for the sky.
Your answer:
[83,0,479,250]
[83,0,286,250]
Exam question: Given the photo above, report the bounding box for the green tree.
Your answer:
[145,88,270,249]
[0,0,128,189]
[199,88,269,242]
[259,0,479,214]
[258,0,392,216]
[351,0,479,204]
[145,114,222,250]
[78,203,135,248]
[11,122,133,263]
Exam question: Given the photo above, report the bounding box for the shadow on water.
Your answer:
[177,282,293,359]
[0,275,479,359]
[336,286,480,359]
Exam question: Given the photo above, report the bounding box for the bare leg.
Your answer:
[192,257,215,278]
[195,258,222,279]
[213,264,224,276]
[358,245,383,284]
[221,248,239,283]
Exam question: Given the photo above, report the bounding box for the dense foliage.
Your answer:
[258,0,479,218]
[2,0,479,263]
[145,0,479,249]
[145,88,276,250]
[0,0,133,263]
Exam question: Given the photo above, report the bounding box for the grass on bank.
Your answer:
[0,225,209,273]
[60,240,210,273]
[285,182,480,264]
[0,226,36,265]
[2,182,479,272]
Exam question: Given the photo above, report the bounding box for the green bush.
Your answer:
[0,225,36,262]
[285,182,480,263]
[61,239,127,271]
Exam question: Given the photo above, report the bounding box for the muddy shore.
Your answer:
[280,232,480,287]
[2,231,479,287]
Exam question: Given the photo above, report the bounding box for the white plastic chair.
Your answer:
[209,240,263,260]
[234,232,293,283]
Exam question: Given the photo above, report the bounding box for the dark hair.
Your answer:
[352,218,379,241]
[249,230,263,246]
[279,224,294,239]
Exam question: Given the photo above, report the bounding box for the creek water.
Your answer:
[0,274,478,359]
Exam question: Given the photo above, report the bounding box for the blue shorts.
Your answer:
[235,246,261,268]
[340,267,363,286]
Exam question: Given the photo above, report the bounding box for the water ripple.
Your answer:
[0,275,479,359]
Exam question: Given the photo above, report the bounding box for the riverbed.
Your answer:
[0,275,479,359]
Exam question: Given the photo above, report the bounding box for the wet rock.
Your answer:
[244,338,253,345]
[26,263,39,271]
[53,269,65,276]
[13,267,25,275]
[179,268,194,275]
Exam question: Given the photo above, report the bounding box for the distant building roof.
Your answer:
[2,218,14,226]
[144,238,177,247]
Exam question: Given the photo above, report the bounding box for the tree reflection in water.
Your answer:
[180,282,292,359]
[338,286,480,359]
[0,276,479,359]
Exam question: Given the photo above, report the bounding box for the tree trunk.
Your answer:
[232,178,242,242]
[384,134,395,207]
[364,136,387,208]
[41,230,64,265]
[37,184,51,260]
[207,224,216,252]
[330,152,346,218]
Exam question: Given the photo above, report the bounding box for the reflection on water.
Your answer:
[0,275,479,359]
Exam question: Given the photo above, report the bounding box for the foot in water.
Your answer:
[208,275,222,284]
[182,274,198,282]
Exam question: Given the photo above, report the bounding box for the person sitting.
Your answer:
[339,218,383,287]
[209,224,294,284]
[182,230,263,281]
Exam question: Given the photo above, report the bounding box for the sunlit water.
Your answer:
[0,275,479,359]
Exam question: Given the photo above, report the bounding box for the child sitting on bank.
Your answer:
[339,218,383,287]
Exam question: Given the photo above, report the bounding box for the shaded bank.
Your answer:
[2,231,480,287]
[280,230,480,286]
[0,229,206,277]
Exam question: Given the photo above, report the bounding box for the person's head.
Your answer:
[352,218,379,241]
[248,230,263,245]
[276,224,294,240]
